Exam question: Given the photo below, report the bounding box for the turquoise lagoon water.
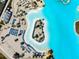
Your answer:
[26,0,79,59]
[42,0,79,59]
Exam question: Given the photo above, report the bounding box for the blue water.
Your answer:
[42,0,79,59]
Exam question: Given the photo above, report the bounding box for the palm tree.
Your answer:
[0,24,2,29]
[0,20,5,25]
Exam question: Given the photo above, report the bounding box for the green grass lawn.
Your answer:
[0,2,4,14]
[0,53,6,59]
[0,0,8,15]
